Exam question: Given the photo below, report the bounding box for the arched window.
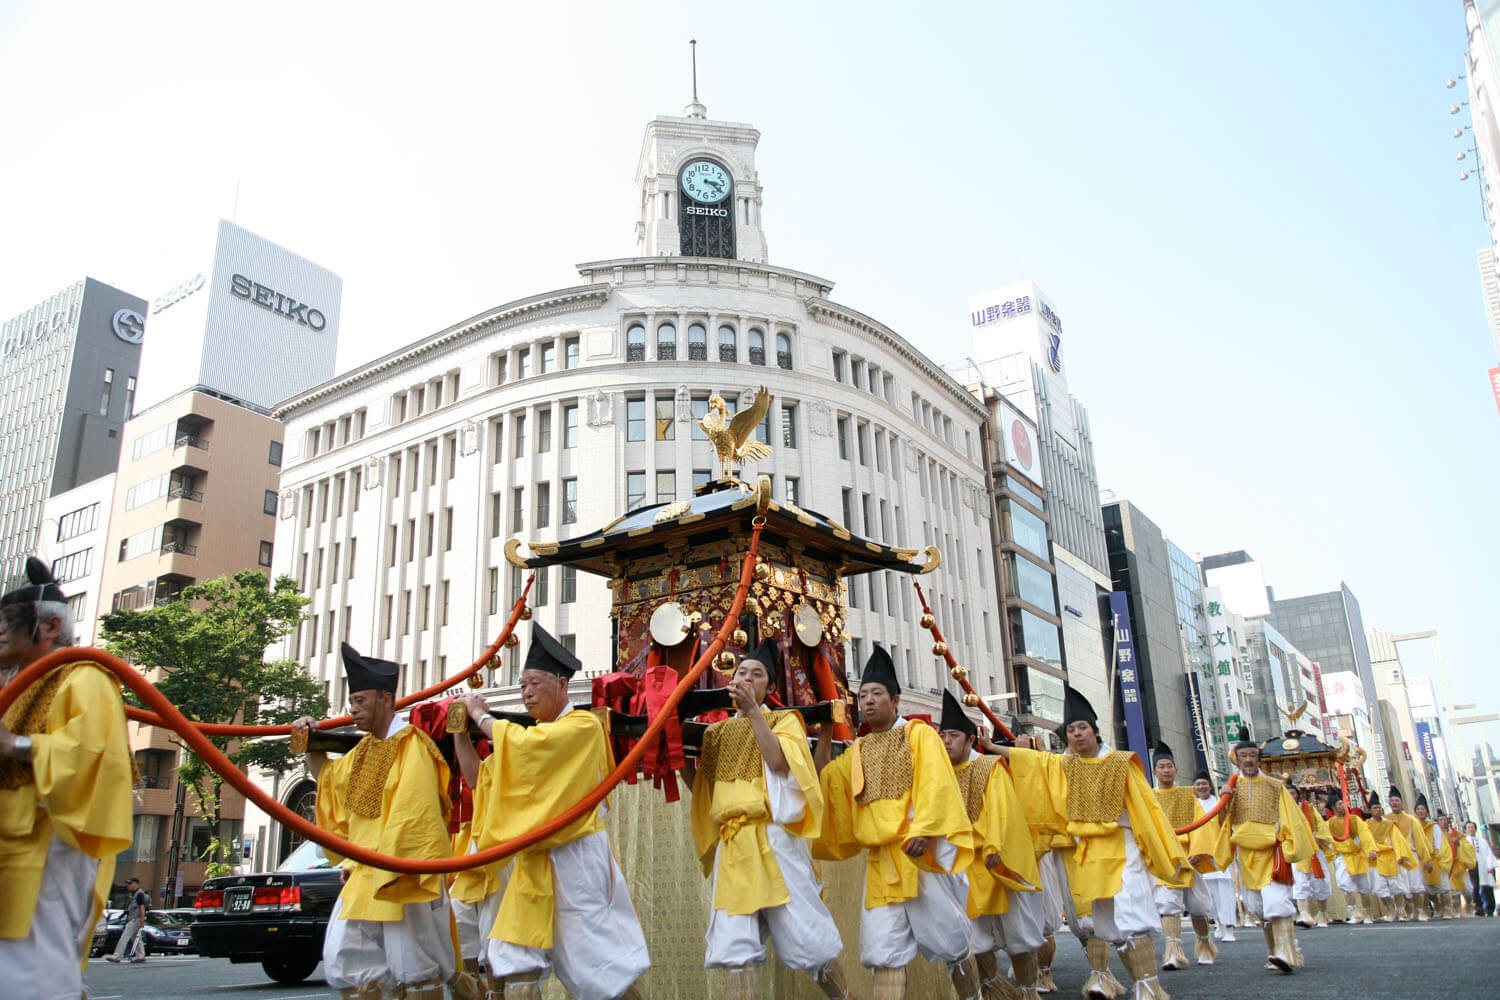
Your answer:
[718,325,737,362]
[657,323,676,361]
[626,324,645,362]
[776,332,792,370]
[748,328,765,366]
[688,323,707,361]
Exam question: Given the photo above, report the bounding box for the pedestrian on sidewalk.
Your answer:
[108,877,149,963]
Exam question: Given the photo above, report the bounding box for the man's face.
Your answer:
[1331,798,1346,816]
[1465,822,1478,836]
[1234,746,1261,776]
[520,669,568,722]
[1194,778,1214,799]
[1370,803,1385,820]
[858,683,898,730]
[1415,803,1429,821]
[940,728,974,765]
[1439,816,1451,831]
[1389,794,1404,813]
[1065,720,1099,756]
[348,689,394,734]
[732,659,771,704]
[1154,757,1177,787]
[0,607,59,668]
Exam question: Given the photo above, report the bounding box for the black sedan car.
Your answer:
[91,908,197,957]
[189,839,343,984]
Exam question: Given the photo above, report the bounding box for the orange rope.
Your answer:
[120,575,534,736]
[912,581,1015,740]
[1175,774,1239,833]
[0,527,764,875]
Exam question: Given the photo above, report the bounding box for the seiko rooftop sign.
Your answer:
[230,274,328,331]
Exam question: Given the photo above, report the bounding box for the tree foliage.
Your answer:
[99,570,328,875]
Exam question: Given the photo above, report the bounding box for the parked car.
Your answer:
[189,839,342,984]
[90,908,197,956]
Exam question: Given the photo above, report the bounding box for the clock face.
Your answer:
[681,160,731,204]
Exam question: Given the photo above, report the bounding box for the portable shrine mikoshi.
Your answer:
[1257,698,1373,811]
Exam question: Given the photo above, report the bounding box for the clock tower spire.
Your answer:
[634,49,767,262]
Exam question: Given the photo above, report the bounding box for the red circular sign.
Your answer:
[1010,419,1033,470]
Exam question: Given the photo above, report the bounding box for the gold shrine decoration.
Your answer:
[697,387,772,479]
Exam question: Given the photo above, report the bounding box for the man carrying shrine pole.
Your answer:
[1384,787,1432,920]
[1362,793,1416,921]
[1148,744,1220,970]
[1324,790,1377,924]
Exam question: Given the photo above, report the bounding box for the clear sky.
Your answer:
[4,2,1498,766]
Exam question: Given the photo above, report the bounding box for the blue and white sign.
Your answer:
[971,294,1033,327]
[1109,591,1149,759]
[1415,721,1439,770]
[1184,672,1213,776]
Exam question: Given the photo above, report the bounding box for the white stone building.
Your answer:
[252,99,1003,862]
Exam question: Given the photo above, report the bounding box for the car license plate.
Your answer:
[176,937,188,945]
[226,889,254,913]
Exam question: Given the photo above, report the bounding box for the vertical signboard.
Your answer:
[1415,721,1439,770]
[1184,672,1213,776]
[1223,713,1243,745]
[1108,592,1149,758]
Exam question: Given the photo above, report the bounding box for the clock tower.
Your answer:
[634,96,768,262]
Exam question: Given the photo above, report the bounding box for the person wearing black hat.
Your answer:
[1364,794,1419,922]
[1192,773,1238,942]
[686,639,852,1000]
[1413,795,1452,919]
[1211,726,1313,973]
[1288,786,1333,929]
[460,624,650,1000]
[291,643,457,1000]
[1382,787,1432,920]
[813,645,980,1000]
[992,686,1189,1000]
[1444,815,1476,918]
[1324,791,1377,924]
[0,557,133,1000]
[936,689,1046,1000]
[1148,744,1220,970]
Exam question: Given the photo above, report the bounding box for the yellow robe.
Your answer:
[1366,817,1418,877]
[1325,814,1375,876]
[690,710,823,915]
[316,723,452,921]
[1211,775,1313,891]
[471,708,612,948]
[1421,819,1452,887]
[1387,811,1432,877]
[1449,834,1476,891]
[1152,785,1221,883]
[0,661,134,940]
[1005,747,1191,909]
[815,720,974,909]
[1293,804,1332,876]
[953,754,1041,918]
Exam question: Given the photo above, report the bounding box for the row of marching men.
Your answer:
[0,539,1456,1000]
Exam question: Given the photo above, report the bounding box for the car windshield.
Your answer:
[147,911,189,927]
[277,838,335,872]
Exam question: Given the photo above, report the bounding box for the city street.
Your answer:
[81,920,1499,999]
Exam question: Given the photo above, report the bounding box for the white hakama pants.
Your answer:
[704,825,842,971]
[1291,853,1332,901]
[1154,872,1213,918]
[323,890,455,991]
[859,867,974,969]
[1372,871,1402,899]
[1201,871,1238,927]
[453,880,505,968]
[1242,880,1295,921]
[0,836,98,1000]
[1397,865,1426,895]
[486,831,650,1000]
[1038,849,1068,936]
[1332,856,1371,896]
[1063,831,1159,945]
[969,887,1047,958]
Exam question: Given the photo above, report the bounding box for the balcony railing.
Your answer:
[719,344,737,362]
[160,540,198,556]
[626,343,645,362]
[688,343,707,361]
[748,346,766,366]
[167,487,204,503]
[656,343,676,360]
[175,433,210,450]
[777,351,793,370]
[137,774,173,790]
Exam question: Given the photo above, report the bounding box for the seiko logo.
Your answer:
[230,274,327,331]
[684,205,730,218]
[112,308,146,345]
[152,273,205,315]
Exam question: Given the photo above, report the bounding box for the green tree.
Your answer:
[99,570,328,877]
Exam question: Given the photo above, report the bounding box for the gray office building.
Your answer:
[0,278,146,587]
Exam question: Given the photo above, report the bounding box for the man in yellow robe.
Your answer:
[1414,795,1451,920]
[1289,787,1333,928]
[995,687,1189,1000]
[1441,815,1475,918]
[814,646,979,1000]
[0,557,133,1000]
[1211,727,1313,973]
[1148,744,1220,970]
[1364,793,1418,922]
[685,639,851,999]
[938,689,1044,1000]
[1323,791,1376,924]
[1384,787,1432,920]
[460,624,649,1000]
[293,643,456,1000]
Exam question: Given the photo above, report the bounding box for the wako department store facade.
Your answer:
[259,100,1001,861]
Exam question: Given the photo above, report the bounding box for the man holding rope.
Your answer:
[1148,744,1221,970]
[0,557,133,1000]
[459,624,650,1000]
[1324,791,1377,924]
[292,643,458,1000]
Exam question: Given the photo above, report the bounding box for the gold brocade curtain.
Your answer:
[546,780,955,999]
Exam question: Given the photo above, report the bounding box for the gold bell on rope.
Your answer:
[932,641,948,656]
[963,693,980,707]
[731,628,748,647]
[919,613,936,629]
[950,665,968,681]
[466,672,484,689]
[718,650,737,668]
[504,634,520,649]
[519,606,534,621]
[754,562,772,583]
